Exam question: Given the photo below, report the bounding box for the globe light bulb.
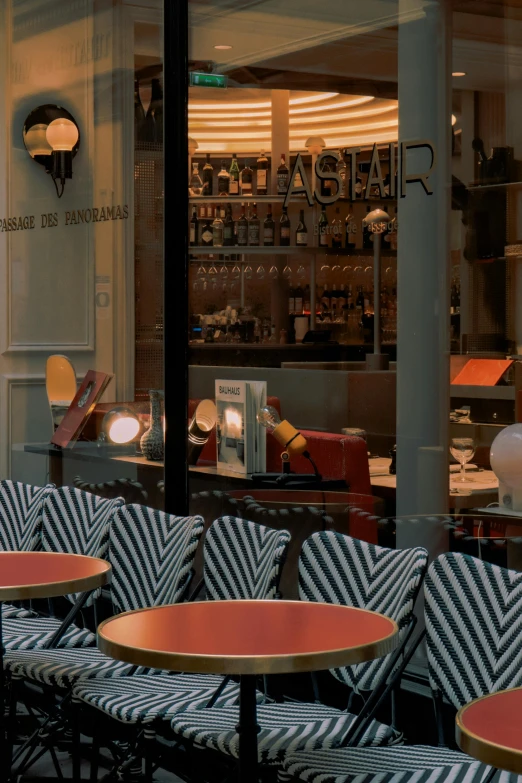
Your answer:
[46,118,79,152]
[490,424,522,488]
[256,405,281,432]
[24,123,52,158]
[108,416,140,445]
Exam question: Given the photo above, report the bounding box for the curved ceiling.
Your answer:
[189,88,398,153]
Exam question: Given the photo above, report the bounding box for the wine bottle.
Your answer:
[134,80,145,138]
[337,150,347,198]
[279,206,291,246]
[363,206,373,249]
[356,286,365,314]
[190,163,203,196]
[264,205,275,246]
[190,206,199,247]
[288,284,295,315]
[296,209,308,246]
[321,286,330,311]
[202,153,214,196]
[345,211,356,250]
[294,283,304,315]
[223,203,235,246]
[304,284,311,313]
[237,203,248,247]
[330,283,338,316]
[248,202,260,246]
[318,208,329,248]
[277,154,289,195]
[331,207,343,249]
[201,210,214,247]
[240,159,253,196]
[256,150,269,195]
[218,160,230,196]
[337,283,347,310]
[212,206,224,247]
[229,154,240,195]
[347,284,353,309]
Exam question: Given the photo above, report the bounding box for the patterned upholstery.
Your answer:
[0,481,54,619]
[204,515,291,600]
[171,702,397,765]
[279,553,522,783]
[299,532,428,694]
[5,507,205,687]
[3,618,94,650]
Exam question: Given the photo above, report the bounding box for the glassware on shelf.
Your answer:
[268,265,279,280]
[319,261,331,281]
[208,263,219,291]
[231,263,241,280]
[282,264,293,280]
[219,263,229,282]
[296,264,306,280]
[189,163,203,196]
[256,264,266,280]
[331,259,341,276]
[244,263,253,280]
[450,437,477,483]
[342,264,353,277]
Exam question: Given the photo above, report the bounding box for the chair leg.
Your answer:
[71,695,82,782]
[143,728,155,783]
[90,724,100,783]
[481,768,497,783]
[6,674,19,776]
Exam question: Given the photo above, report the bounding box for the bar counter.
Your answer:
[189,343,397,368]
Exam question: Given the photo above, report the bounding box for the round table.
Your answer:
[98,599,398,782]
[456,687,522,778]
[0,551,111,768]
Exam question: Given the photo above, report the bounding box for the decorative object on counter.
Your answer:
[45,355,77,432]
[450,437,477,483]
[97,406,141,454]
[341,428,367,441]
[188,399,217,466]
[51,370,112,449]
[490,424,522,511]
[23,105,80,198]
[362,207,390,371]
[215,381,267,475]
[140,389,165,461]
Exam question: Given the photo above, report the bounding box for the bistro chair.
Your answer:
[72,515,292,781]
[280,552,522,783]
[2,486,122,650]
[169,532,428,775]
[0,479,54,618]
[5,503,205,780]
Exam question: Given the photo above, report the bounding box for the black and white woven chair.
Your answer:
[279,552,522,783]
[2,486,122,650]
[0,480,54,619]
[71,515,291,780]
[169,532,428,775]
[7,503,205,780]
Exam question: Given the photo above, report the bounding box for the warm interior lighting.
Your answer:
[46,118,79,152]
[24,124,52,158]
[109,417,140,445]
[452,71,466,77]
[225,408,242,437]
[214,44,233,50]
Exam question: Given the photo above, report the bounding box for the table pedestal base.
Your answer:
[237,674,260,783]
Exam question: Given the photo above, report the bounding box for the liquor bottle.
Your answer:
[218,160,230,195]
[331,207,343,249]
[288,284,295,315]
[212,206,224,247]
[248,202,260,246]
[189,206,199,247]
[356,286,365,315]
[240,159,253,196]
[347,284,353,309]
[190,163,203,196]
[363,206,373,249]
[337,151,347,198]
[263,204,275,246]
[455,283,461,314]
[201,210,214,247]
[330,283,338,316]
[304,284,311,313]
[296,209,308,246]
[256,150,269,195]
[277,154,289,195]
[229,154,240,195]
[294,283,304,315]
[202,153,214,196]
[237,203,248,247]
[321,157,334,198]
[338,283,347,311]
[320,286,330,311]
[345,211,356,250]
[134,80,145,138]
[197,203,206,243]
[280,206,291,246]
[223,204,235,246]
[318,208,329,248]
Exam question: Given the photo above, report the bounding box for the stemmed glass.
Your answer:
[450,437,476,483]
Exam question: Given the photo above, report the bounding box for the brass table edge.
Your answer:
[0,553,111,602]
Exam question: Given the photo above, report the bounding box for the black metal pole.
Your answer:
[237,674,260,783]
[163,0,189,514]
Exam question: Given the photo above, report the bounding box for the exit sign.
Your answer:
[190,72,228,88]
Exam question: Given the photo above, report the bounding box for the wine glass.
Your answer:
[268,265,279,280]
[256,264,266,280]
[244,264,253,280]
[296,264,306,281]
[282,264,293,280]
[450,437,476,483]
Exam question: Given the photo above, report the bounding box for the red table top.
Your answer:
[98,600,398,675]
[0,551,111,602]
[456,687,522,774]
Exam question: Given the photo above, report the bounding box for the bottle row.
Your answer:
[190,202,398,250]
[189,151,395,200]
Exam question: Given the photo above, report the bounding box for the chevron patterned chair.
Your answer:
[168,532,428,777]
[71,514,291,781]
[2,486,122,651]
[6,502,206,780]
[279,551,522,783]
[0,480,54,619]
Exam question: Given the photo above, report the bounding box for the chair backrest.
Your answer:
[426,552,522,709]
[204,516,291,600]
[299,531,428,693]
[42,487,123,604]
[0,480,54,552]
[108,504,205,612]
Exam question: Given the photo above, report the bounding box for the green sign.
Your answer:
[190,72,228,89]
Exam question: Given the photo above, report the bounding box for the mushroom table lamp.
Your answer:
[490,424,522,511]
[362,208,391,371]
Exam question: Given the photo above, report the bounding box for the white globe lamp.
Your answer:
[490,424,522,511]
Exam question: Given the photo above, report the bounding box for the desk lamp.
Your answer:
[490,423,522,512]
[98,407,141,455]
[188,399,217,465]
[362,208,390,371]
[257,405,318,476]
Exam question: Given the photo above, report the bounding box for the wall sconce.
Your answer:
[23,105,80,198]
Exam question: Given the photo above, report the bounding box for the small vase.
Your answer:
[140,389,164,461]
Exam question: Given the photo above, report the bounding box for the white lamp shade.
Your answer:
[305,135,326,154]
[490,424,522,487]
[25,124,52,157]
[188,136,199,156]
[108,416,140,444]
[46,118,79,152]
